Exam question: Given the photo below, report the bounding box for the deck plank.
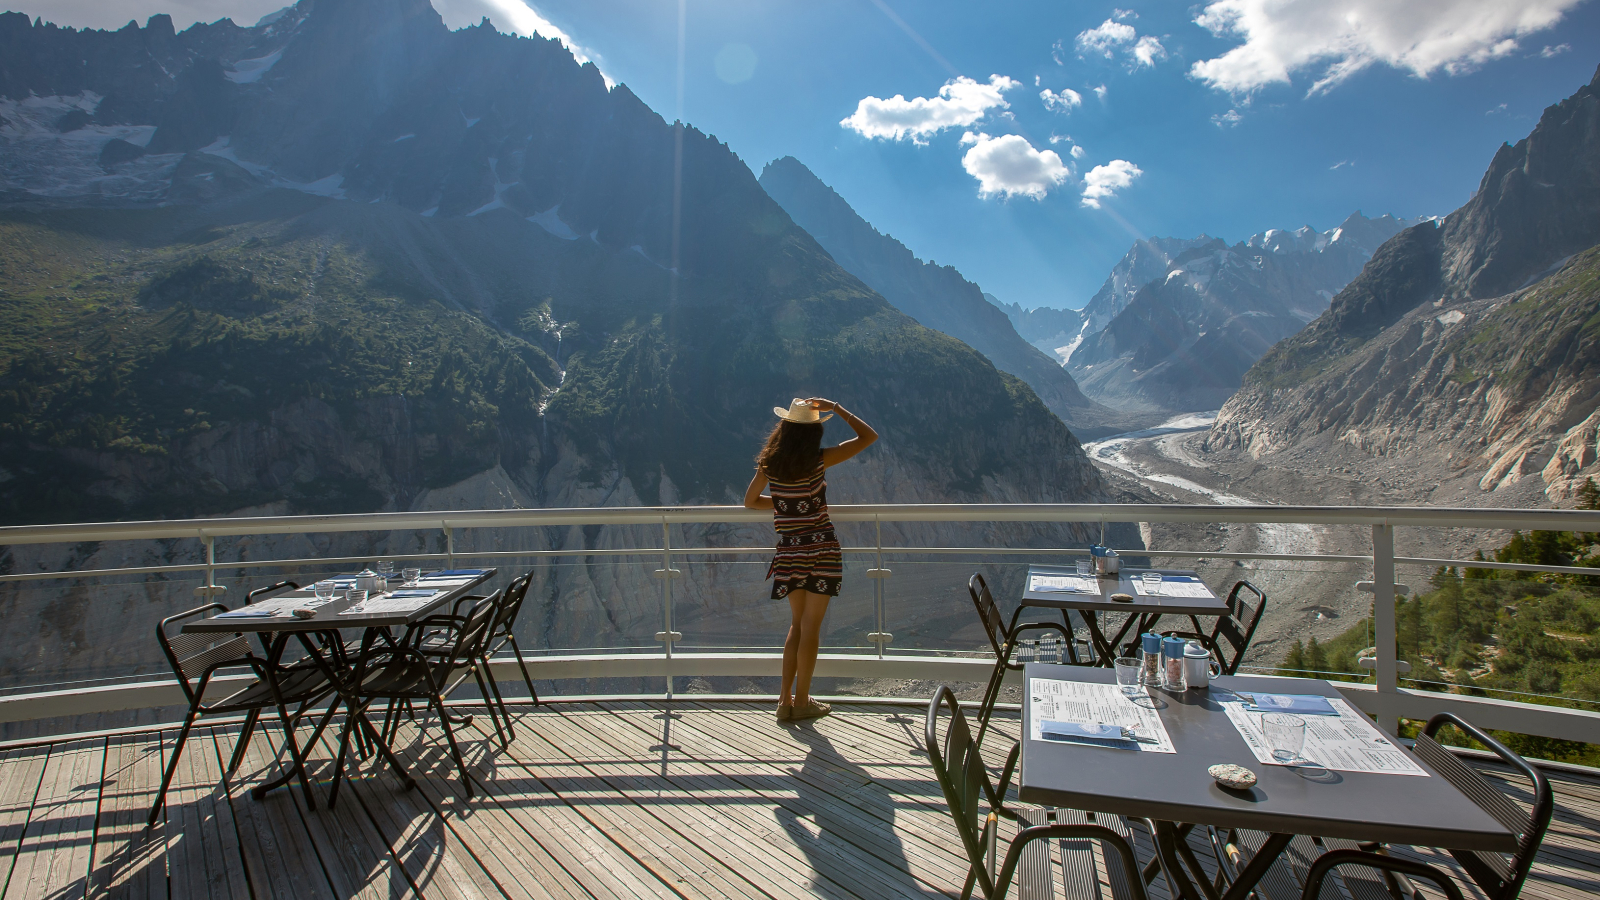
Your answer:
[218,720,337,900]
[87,731,168,900]
[384,714,670,900]
[0,745,52,897]
[8,738,104,900]
[555,702,950,899]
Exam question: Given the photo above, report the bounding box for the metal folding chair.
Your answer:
[149,604,332,825]
[968,572,1081,748]
[1300,712,1553,900]
[1161,580,1267,674]
[925,685,1148,900]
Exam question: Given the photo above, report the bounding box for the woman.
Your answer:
[745,397,878,721]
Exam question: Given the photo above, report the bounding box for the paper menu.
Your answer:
[1221,697,1429,776]
[1028,678,1175,753]
[1030,575,1098,593]
[1132,578,1213,598]
[340,597,438,616]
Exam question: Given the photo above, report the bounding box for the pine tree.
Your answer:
[1306,637,1329,674]
[1577,477,1600,511]
[1280,639,1306,676]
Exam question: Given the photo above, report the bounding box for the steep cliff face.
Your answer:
[1209,67,1600,502]
[1067,214,1410,413]
[757,156,1133,438]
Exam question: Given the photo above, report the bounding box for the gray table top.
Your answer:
[1020,565,1229,615]
[1018,665,1516,851]
[181,569,496,634]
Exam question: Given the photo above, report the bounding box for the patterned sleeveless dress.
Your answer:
[765,463,843,599]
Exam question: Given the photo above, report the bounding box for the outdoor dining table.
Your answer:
[1019,664,1516,900]
[1019,564,1229,665]
[181,567,497,804]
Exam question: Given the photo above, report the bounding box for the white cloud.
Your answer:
[1040,87,1083,113]
[1132,35,1167,67]
[1113,8,1138,20]
[960,132,1071,199]
[1212,108,1243,127]
[1071,144,1087,159]
[1052,38,1070,65]
[1540,43,1572,57]
[1081,159,1142,208]
[1076,19,1137,58]
[1190,0,1583,96]
[1487,102,1508,114]
[1330,159,1353,169]
[1093,84,1109,100]
[841,75,1020,143]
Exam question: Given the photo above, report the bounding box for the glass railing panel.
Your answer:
[668,555,880,653]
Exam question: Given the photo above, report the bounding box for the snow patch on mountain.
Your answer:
[198,136,345,198]
[528,205,580,240]
[0,93,178,201]
[226,49,284,84]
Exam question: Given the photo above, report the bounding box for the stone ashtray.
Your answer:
[1209,763,1257,789]
[1110,593,1135,603]
[292,608,318,619]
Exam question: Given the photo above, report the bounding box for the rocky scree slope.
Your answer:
[1067,214,1412,414]
[1209,66,1600,502]
[758,156,1133,439]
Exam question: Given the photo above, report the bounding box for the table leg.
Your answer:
[1219,831,1292,900]
[248,633,320,809]
[1079,610,1117,666]
[295,631,418,806]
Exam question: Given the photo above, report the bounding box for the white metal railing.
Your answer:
[2,503,1599,744]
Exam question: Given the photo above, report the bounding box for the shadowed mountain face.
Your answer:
[1210,66,1600,503]
[1065,215,1412,414]
[757,156,1134,439]
[0,0,1106,524]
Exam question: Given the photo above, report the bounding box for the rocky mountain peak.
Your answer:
[1438,63,1600,299]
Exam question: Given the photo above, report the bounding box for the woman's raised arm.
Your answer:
[812,398,878,467]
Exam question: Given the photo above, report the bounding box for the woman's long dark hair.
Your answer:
[758,420,824,482]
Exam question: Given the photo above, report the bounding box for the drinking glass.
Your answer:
[1141,571,1163,595]
[1074,558,1092,577]
[1262,713,1307,763]
[313,581,334,603]
[1114,657,1142,695]
[376,560,395,584]
[346,588,368,612]
[402,567,421,586]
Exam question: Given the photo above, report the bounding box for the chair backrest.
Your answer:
[490,572,533,641]
[967,573,1009,662]
[443,589,503,666]
[925,684,1000,897]
[1212,580,1266,674]
[1416,714,1553,900]
[156,605,256,706]
[246,580,299,604]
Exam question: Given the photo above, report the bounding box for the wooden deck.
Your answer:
[0,700,1594,900]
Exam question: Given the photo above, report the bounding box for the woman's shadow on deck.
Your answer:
[775,724,944,898]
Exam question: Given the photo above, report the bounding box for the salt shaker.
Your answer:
[1162,636,1188,691]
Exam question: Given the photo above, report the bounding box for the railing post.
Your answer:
[867,515,892,656]
[655,517,682,698]
[192,532,225,599]
[444,525,455,568]
[1371,523,1399,735]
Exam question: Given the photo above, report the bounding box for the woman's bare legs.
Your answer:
[780,589,831,706]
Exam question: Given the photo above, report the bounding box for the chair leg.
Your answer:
[267,695,318,812]
[507,634,539,705]
[472,665,508,748]
[483,657,515,743]
[327,705,362,810]
[430,693,474,800]
[148,708,199,827]
[226,708,260,777]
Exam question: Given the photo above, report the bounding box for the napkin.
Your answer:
[1241,693,1338,716]
[387,589,439,598]
[424,569,486,577]
[215,607,279,618]
[1039,721,1139,747]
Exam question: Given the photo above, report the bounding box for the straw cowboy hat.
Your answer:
[773,398,833,423]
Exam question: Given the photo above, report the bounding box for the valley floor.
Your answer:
[1083,414,1555,669]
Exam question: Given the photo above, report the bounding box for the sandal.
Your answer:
[790,699,832,720]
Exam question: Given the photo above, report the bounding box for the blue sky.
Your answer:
[22,0,1600,309]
